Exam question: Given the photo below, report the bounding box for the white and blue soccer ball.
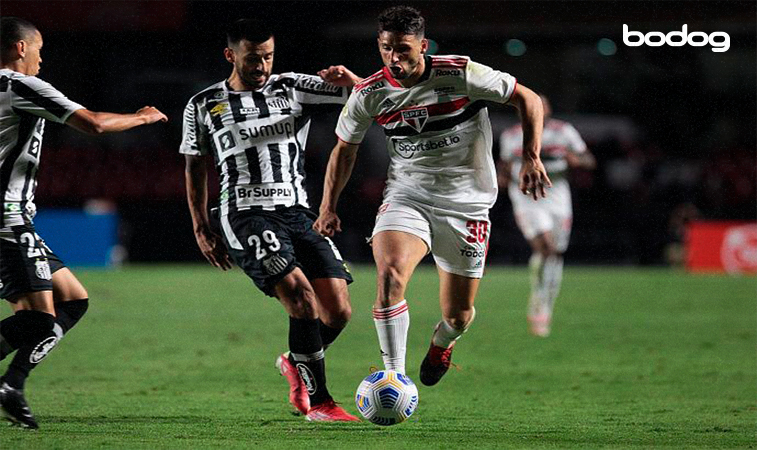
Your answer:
[355,370,419,426]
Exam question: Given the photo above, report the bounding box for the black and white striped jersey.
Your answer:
[0,69,84,227]
[180,73,348,218]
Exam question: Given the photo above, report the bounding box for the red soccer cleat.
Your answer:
[419,342,455,386]
[306,399,360,422]
[275,352,310,415]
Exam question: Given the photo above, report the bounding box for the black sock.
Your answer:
[288,317,330,406]
[0,311,56,390]
[318,320,344,350]
[2,299,89,390]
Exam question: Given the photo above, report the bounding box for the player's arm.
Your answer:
[566,151,596,170]
[313,139,359,237]
[66,107,167,135]
[318,65,363,87]
[185,155,232,270]
[507,84,551,199]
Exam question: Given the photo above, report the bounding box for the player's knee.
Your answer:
[445,307,476,331]
[323,303,352,329]
[376,265,408,300]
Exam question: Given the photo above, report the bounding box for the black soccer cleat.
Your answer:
[419,342,456,386]
[0,382,39,429]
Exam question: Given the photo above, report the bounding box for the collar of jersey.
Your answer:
[224,77,273,93]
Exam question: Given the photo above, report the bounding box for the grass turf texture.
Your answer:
[0,265,754,449]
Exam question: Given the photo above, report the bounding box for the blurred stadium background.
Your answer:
[1,0,755,269]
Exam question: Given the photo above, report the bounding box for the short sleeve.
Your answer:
[563,123,588,154]
[10,76,84,123]
[288,73,349,106]
[465,60,517,104]
[179,99,210,156]
[335,91,372,144]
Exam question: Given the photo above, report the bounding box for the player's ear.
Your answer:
[16,40,27,58]
[420,38,429,55]
[224,47,235,64]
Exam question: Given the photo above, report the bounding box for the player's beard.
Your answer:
[241,69,268,89]
[389,60,420,80]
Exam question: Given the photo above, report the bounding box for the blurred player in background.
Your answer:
[498,94,595,337]
[0,17,167,428]
[314,6,549,387]
[181,19,361,422]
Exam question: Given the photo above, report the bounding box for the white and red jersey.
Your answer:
[500,118,588,215]
[499,119,587,182]
[336,55,517,212]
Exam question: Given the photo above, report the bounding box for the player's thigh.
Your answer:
[371,201,430,275]
[224,212,297,297]
[513,206,553,243]
[272,267,319,318]
[1,224,58,314]
[52,268,88,302]
[292,219,353,289]
[429,208,489,279]
[551,214,573,253]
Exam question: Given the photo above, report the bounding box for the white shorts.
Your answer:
[508,180,572,252]
[371,198,490,278]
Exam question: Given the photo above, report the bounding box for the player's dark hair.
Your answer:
[378,6,425,37]
[0,17,38,62]
[226,18,274,47]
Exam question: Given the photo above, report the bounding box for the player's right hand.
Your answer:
[195,229,233,270]
[136,106,168,124]
[313,210,342,237]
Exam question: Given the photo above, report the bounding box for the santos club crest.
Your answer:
[401,107,429,133]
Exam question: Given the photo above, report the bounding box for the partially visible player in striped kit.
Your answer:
[498,95,595,337]
[181,19,361,422]
[0,17,167,429]
[314,6,550,388]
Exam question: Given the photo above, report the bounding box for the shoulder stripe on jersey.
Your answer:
[11,79,68,119]
[383,100,487,137]
[0,111,37,227]
[375,97,470,126]
[354,71,385,91]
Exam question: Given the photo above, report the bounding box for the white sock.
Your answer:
[528,253,548,316]
[432,307,476,348]
[543,255,564,315]
[373,300,409,374]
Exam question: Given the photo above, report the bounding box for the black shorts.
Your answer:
[0,223,66,302]
[221,207,353,297]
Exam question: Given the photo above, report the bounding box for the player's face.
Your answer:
[378,32,428,80]
[23,30,43,76]
[228,37,274,89]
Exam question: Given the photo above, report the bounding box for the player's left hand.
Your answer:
[318,65,362,87]
[519,157,552,200]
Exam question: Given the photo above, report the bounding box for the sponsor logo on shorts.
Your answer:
[392,135,461,159]
[262,254,288,275]
[296,363,317,395]
[400,107,429,133]
[35,260,52,280]
[30,336,58,364]
[459,245,485,259]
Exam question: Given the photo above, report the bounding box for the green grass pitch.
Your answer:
[1,265,754,449]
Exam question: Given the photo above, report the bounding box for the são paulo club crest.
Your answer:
[400,107,429,133]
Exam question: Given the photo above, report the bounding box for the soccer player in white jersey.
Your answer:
[181,19,362,422]
[0,17,167,429]
[498,95,595,337]
[314,6,550,387]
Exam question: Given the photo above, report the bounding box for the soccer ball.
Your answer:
[355,370,419,426]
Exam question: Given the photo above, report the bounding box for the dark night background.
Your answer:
[2,0,755,266]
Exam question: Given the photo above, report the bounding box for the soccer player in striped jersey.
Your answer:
[314,6,550,387]
[0,17,167,429]
[498,95,595,337]
[181,19,361,422]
